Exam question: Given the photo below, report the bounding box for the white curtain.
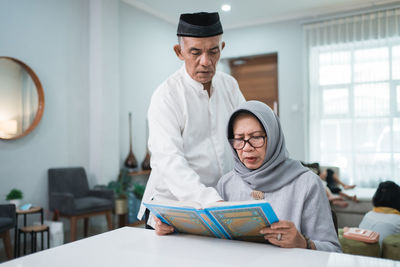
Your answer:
[304,8,400,187]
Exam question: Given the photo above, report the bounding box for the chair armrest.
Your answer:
[0,204,16,225]
[88,189,115,201]
[49,192,74,214]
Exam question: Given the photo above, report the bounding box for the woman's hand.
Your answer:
[154,216,174,236]
[259,220,309,249]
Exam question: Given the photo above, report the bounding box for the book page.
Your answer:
[205,201,279,243]
[144,202,220,238]
[204,199,269,208]
[145,199,203,209]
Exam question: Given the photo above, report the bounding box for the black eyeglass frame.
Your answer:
[229,136,266,150]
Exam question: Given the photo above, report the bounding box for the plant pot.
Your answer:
[115,199,128,215]
[9,199,21,208]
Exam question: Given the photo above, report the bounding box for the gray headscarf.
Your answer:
[227,101,309,192]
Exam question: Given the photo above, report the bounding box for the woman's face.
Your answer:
[232,113,267,170]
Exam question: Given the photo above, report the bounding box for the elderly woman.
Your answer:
[155,101,341,252]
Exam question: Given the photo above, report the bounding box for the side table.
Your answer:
[14,206,50,257]
[128,170,150,225]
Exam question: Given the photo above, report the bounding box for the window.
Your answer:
[305,9,400,187]
[309,40,400,187]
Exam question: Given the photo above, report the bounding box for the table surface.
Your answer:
[16,206,41,214]
[2,227,399,267]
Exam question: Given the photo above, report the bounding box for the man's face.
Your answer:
[174,35,224,85]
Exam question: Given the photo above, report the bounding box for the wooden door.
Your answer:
[229,54,279,114]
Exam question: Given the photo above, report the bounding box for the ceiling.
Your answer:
[122,0,400,30]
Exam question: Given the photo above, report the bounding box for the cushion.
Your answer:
[338,228,381,257]
[48,167,90,198]
[382,234,400,260]
[320,165,340,178]
[72,197,113,215]
[300,162,320,175]
[0,217,13,232]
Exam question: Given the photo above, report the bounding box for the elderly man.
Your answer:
[138,12,245,228]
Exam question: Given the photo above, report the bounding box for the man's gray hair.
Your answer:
[177,35,223,49]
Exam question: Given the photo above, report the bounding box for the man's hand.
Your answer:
[154,216,174,236]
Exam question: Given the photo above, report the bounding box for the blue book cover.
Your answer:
[144,200,278,243]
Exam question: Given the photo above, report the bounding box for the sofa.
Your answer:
[339,229,400,260]
[301,163,375,228]
[320,165,375,228]
[301,163,400,260]
[331,187,375,228]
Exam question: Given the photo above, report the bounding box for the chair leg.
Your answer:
[17,230,21,257]
[106,211,113,230]
[47,228,50,249]
[41,231,44,250]
[84,218,89,237]
[1,231,13,259]
[14,217,18,258]
[70,216,77,242]
[31,232,35,253]
[23,232,26,255]
[52,210,60,221]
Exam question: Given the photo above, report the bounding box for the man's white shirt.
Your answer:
[138,65,245,224]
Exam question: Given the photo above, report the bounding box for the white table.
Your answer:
[2,227,399,267]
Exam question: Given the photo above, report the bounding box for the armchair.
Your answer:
[48,167,114,242]
[0,204,16,259]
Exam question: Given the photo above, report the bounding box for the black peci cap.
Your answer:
[177,12,223,38]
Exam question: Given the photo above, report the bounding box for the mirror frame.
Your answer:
[0,57,45,140]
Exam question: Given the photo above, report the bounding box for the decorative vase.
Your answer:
[141,119,151,170]
[124,112,138,170]
[141,151,151,170]
[9,199,21,208]
[115,198,128,215]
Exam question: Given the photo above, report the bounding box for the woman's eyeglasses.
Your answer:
[229,136,266,150]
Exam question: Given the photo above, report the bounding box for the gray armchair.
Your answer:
[0,204,16,260]
[48,167,114,242]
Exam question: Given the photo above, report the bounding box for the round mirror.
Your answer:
[0,57,44,140]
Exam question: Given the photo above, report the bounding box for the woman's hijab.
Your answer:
[228,100,309,192]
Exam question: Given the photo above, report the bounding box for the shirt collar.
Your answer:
[373,207,400,215]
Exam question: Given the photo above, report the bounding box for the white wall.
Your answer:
[119,2,181,166]
[118,4,307,164]
[0,0,182,234]
[0,0,91,207]
[222,20,306,160]
[0,1,307,216]
[0,0,123,233]
[88,0,121,186]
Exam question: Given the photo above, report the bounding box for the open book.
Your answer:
[144,199,279,243]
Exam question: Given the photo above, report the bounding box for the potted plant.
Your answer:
[6,188,23,207]
[132,183,145,200]
[108,169,131,215]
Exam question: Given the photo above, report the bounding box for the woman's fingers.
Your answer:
[260,220,307,249]
[263,232,294,248]
[155,223,174,235]
[154,216,174,235]
[269,220,294,230]
[260,220,293,235]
